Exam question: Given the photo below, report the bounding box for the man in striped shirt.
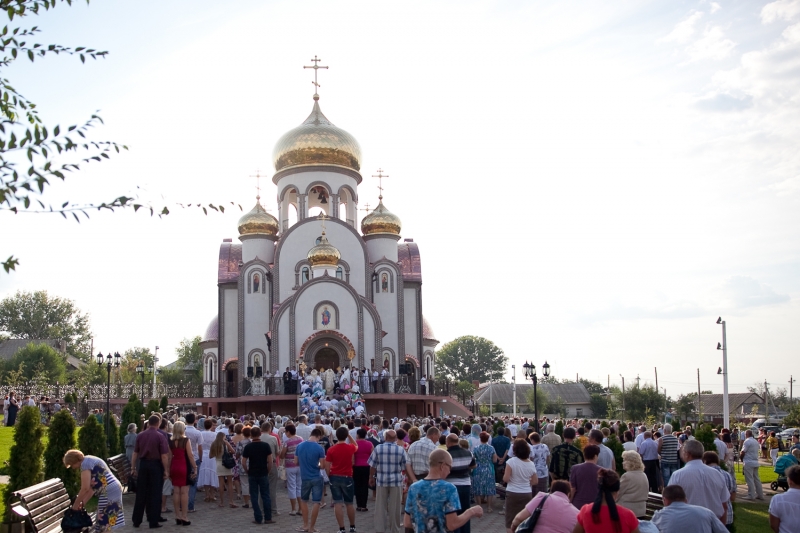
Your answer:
[445,433,476,533]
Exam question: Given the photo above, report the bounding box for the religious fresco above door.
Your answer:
[315,304,336,330]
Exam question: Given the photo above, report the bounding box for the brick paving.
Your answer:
[119,483,508,533]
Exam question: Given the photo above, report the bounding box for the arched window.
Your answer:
[207,359,214,381]
[302,267,310,284]
[336,267,343,280]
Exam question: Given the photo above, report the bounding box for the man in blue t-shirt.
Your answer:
[296,427,327,533]
[404,449,483,533]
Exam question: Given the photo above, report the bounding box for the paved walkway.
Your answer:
[119,483,508,532]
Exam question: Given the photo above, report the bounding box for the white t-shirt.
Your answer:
[768,487,800,533]
[505,457,538,493]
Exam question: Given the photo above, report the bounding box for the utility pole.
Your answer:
[619,374,626,417]
[717,317,730,430]
[636,374,641,388]
[697,368,702,424]
[790,376,796,406]
[655,367,658,392]
[153,345,160,387]
[662,387,667,423]
[765,379,770,422]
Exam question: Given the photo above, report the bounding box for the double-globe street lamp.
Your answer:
[523,360,550,433]
[96,351,121,449]
[136,360,154,402]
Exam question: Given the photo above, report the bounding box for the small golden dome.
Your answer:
[273,99,362,172]
[238,201,279,237]
[361,200,402,236]
[307,231,341,267]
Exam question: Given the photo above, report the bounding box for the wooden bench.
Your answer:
[10,478,78,533]
[644,491,664,519]
[107,454,131,492]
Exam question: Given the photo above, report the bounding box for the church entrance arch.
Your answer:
[314,347,338,371]
[304,339,346,371]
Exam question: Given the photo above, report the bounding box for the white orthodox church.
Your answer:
[195,71,450,418]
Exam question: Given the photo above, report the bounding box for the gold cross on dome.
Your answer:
[372,169,389,200]
[359,202,371,213]
[249,170,263,201]
[318,212,330,232]
[304,55,329,97]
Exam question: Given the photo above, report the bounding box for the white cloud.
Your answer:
[709,276,790,309]
[683,24,736,62]
[763,175,800,195]
[661,10,703,44]
[710,2,722,14]
[761,0,800,23]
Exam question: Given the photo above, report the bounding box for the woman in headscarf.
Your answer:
[467,423,482,452]
[573,469,640,533]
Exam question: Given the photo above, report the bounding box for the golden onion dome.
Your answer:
[273,97,362,172]
[238,201,279,237]
[361,200,402,236]
[307,231,341,267]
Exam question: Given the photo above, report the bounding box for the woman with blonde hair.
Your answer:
[169,421,197,525]
[614,450,649,519]
[64,449,125,531]
[209,431,237,508]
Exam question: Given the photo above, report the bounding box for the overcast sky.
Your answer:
[1,0,798,399]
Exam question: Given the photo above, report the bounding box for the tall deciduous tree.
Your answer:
[434,336,508,383]
[1,341,67,383]
[0,290,92,358]
[174,336,203,382]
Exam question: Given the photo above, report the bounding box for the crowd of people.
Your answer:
[39,410,800,533]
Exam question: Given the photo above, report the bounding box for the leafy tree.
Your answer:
[454,380,476,406]
[605,434,625,476]
[1,341,66,383]
[157,366,184,385]
[43,409,78,496]
[675,393,697,423]
[159,396,168,412]
[554,420,564,438]
[3,406,44,519]
[0,0,241,274]
[434,336,508,383]
[118,347,155,384]
[784,405,800,427]
[545,395,567,418]
[526,386,549,417]
[695,424,717,453]
[78,412,106,458]
[0,290,92,358]
[623,385,666,422]
[589,393,608,419]
[174,336,203,382]
[578,378,606,394]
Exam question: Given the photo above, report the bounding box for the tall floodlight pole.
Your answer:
[716,317,730,429]
[512,364,516,417]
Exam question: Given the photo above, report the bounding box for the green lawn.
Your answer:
[734,501,772,533]
[734,465,779,485]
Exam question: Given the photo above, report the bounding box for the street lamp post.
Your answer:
[523,360,550,433]
[96,351,121,450]
[716,317,730,429]
[136,361,148,402]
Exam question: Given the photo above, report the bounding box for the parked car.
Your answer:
[779,428,799,439]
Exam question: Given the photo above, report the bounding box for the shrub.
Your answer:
[44,410,78,497]
[3,406,44,520]
[119,395,145,450]
[605,434,625,476]
[78,412,107,458]
[107,414,120,455]
[555,420,564,438]
[160,396,169,412]
[145,399,161,416]
[695,424,717,453]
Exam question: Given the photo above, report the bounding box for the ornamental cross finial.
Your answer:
[318,211,330,233]
[249,170,263,201]
[360,202,371,213]
[304,55,329,98]
[372,168,389,200]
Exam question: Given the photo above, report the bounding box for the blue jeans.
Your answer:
[329,475,354,505]
[249,475,272,523]
[301,477,324,503]
[661,462,678,487]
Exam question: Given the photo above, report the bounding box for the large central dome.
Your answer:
[272,97,362,173]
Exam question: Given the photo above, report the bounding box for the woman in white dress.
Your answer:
[324,369,335,395]
[198,419,219,501]
[361,367,370,393]
[340,366,351,390]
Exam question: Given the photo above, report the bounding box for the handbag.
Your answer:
[61,508,93,533]
[278,465,287,480]
[222,449,236,469]
[515,495,548,533]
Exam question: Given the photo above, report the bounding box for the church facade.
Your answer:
[195,86,454,418]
